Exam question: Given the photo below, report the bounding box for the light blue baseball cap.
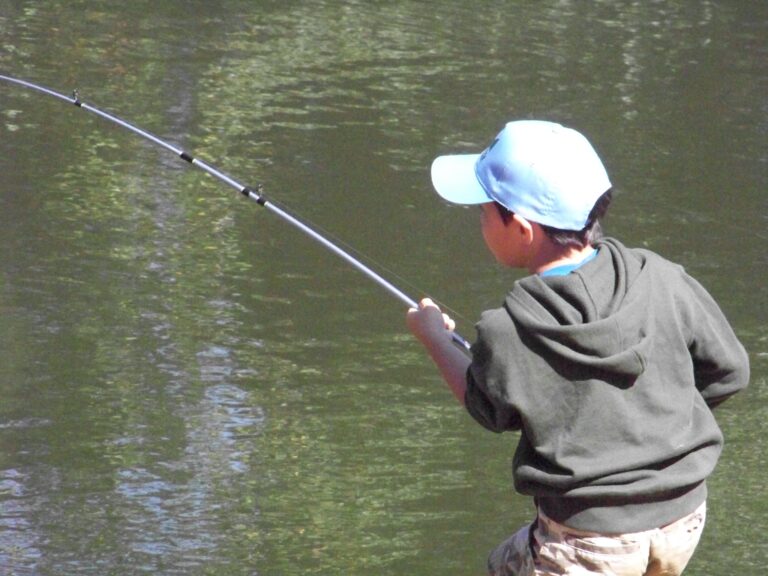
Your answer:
[430,120,611,231]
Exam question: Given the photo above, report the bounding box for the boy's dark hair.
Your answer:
[495,189,613,249]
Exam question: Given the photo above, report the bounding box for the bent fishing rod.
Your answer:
[0,74,471,351]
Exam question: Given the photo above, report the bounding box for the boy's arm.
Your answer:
[684,276,750,407]
[406,298,471,405]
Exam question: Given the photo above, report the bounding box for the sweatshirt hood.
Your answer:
[505,238,651,378]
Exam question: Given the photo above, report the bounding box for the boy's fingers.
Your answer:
[419,297,437,310]
[418,299,455,330]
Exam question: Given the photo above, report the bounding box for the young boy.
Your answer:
[406,120,750,576]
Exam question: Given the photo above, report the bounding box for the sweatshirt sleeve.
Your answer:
[465,367,523,432]
[683,274,750,407]
[463,317,523,433]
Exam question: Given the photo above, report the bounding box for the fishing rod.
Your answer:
[0,73,471,351]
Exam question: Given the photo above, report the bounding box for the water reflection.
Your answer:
[0,469,42,573]
[0,379,266,572]
[108,383,265,568]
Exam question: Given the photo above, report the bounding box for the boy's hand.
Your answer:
[406,298,456,345]
[406,298,469,405]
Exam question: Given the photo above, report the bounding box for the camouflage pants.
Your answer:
[488,502,706,576]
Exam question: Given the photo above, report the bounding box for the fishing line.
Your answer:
[0,73,471,351]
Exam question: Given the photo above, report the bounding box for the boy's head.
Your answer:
[430,120,612,238]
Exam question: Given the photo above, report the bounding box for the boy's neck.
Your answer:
[528,241,596,275]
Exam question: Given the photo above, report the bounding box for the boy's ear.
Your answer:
[510,214,535,245]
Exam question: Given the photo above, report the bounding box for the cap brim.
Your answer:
[430,153,490,205]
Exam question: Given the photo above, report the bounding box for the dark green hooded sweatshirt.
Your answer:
[465,237,749,533]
